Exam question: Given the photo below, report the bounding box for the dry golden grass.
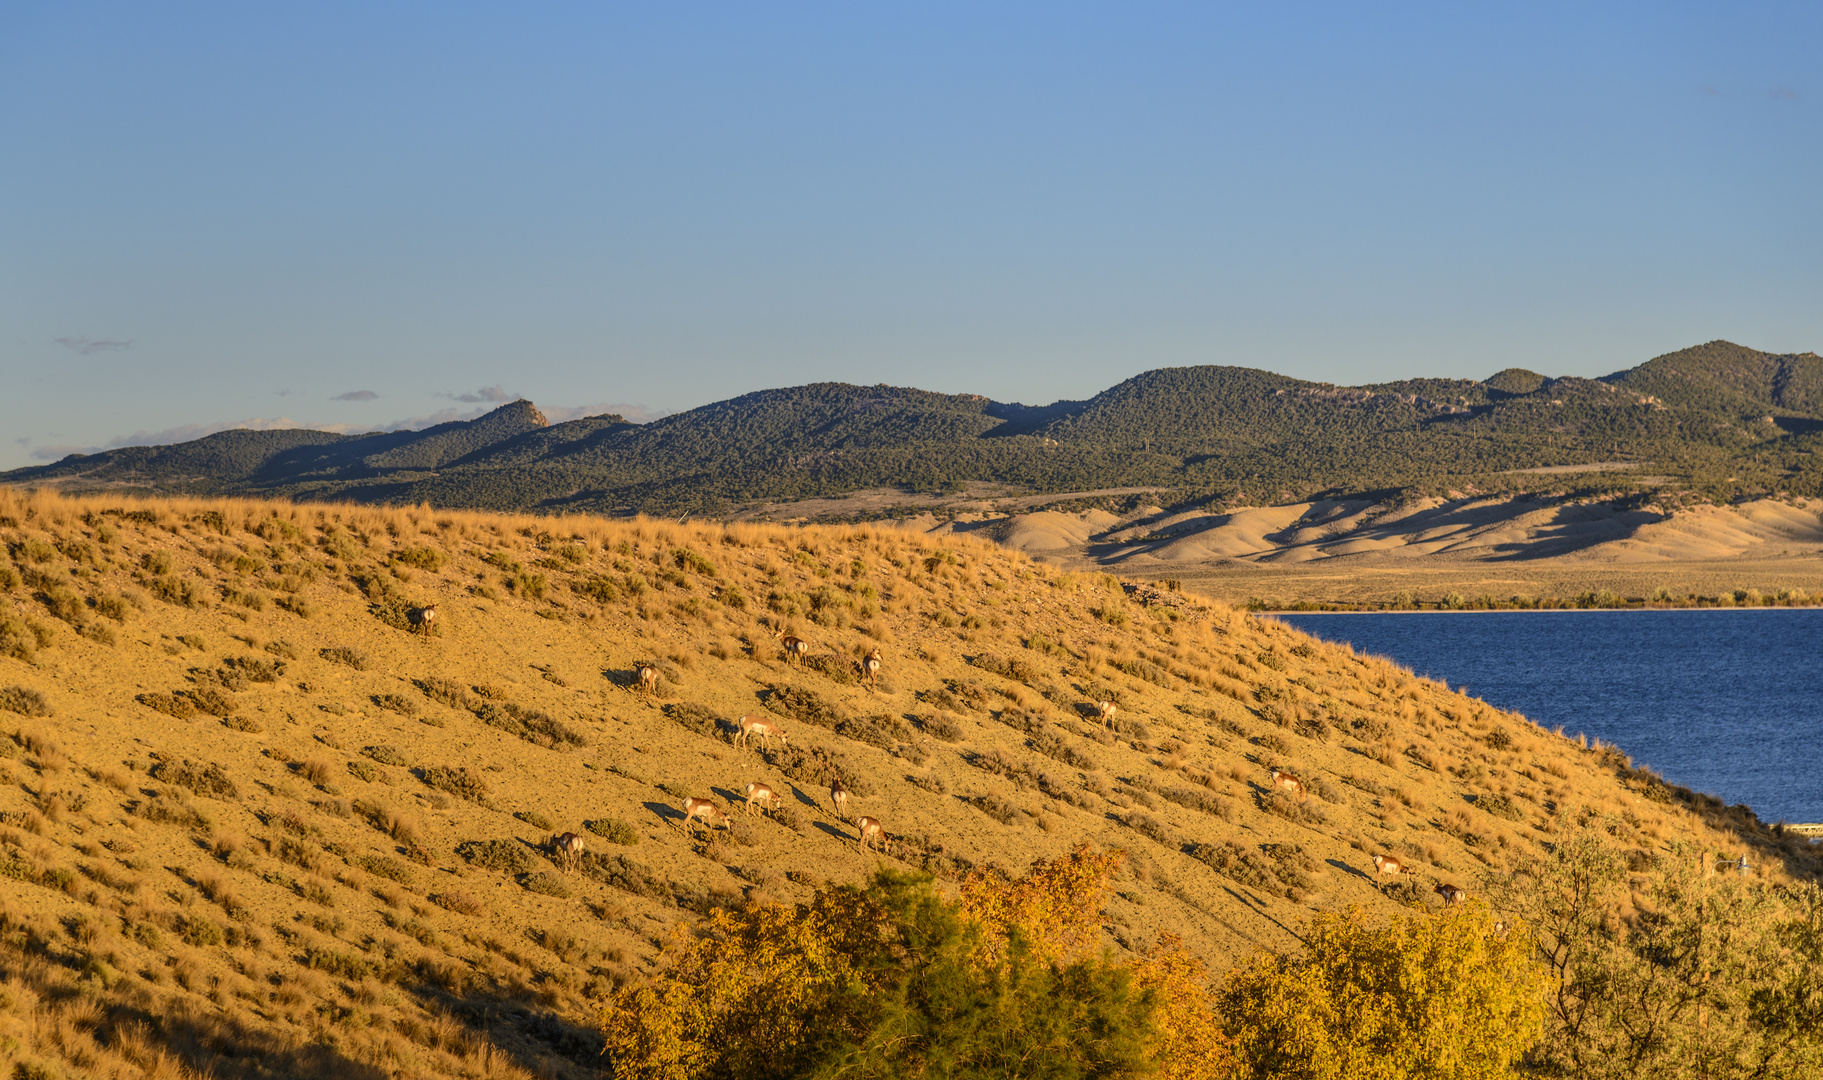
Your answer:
[0,487,1813,1078]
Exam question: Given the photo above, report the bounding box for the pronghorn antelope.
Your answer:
[680,796,730,835]
[1095,699,1117,729]
[856,815,889,853]
[1371,853,1408,878]
[554,831,585,873]
[1434,883,1467,906]
[743,782,779,816]
[829,777,849,821]
[414,604,438,637]
[633,664,660,695]
[1268,769,1307,799]
[774,629,811,667]
[863,648,882,691]
[735,714,787,751]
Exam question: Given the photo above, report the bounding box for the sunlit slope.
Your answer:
[0,489,1813,1080]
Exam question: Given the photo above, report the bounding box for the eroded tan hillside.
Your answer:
[0,489,1815,1079]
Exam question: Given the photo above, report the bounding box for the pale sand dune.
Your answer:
[994,509,1121,552]
[885,496,1823,591]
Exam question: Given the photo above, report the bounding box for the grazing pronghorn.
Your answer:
[1434,883,1467,906]
[680,797,730,836]
[1491,920,1510,939]
[415,604,438,638]
[735,714,788,752]
[856,815,889,854]
[743,782,779,816]
[1371,853,1408,879]
[1268,770,1307,800]
[1095,699,1118,730]
[633,664,660,695]
[863,648,882,691]
[829,777,850,821]
[553,831,585,874]
[774,629,811,667]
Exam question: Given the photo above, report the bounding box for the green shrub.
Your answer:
[586,818,639,845]
[968,794,1019,825]
[521,871,572,898]
[150,758,237,799]
[473,700,586,750]
[420,765,493,806]
[766,683,848,729]
[917,713,964,742]
[320,646,369,670]
[417,676,475,710]
[374,692,418,716]
[363,745,411,767]
[356,854,414,884]
[1475,793,1524,821]
[516,809,553,831]
[393,546,446,571]
[147,575,203,607]
[179,914,225,947]
[457,838,535,875]
[0,686,51,718]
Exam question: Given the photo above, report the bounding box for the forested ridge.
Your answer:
[9,340,1823,517]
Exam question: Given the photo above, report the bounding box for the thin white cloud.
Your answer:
[54,337,132,355]
[541,402,668,424]
[332,390,379,401]
[445,386,514,404]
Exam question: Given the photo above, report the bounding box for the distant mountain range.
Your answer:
[8,340,1822,516]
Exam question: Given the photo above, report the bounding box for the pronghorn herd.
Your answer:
[596,645,1482,904]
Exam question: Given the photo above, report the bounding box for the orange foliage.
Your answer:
[958,843,1125,962]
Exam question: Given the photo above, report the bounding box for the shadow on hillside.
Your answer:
[1327,858,1374,882]
[398,974,608,1080]
[787,784,820,809]
[1218,881,1305,943]
[813,820,855,844]
[85,999,392,1080]
[599,667,647,691]
[642,800,684,827]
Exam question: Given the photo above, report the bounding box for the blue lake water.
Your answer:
[1275,610,1823,824]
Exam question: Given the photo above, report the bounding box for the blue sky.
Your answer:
[2,2,1817,468]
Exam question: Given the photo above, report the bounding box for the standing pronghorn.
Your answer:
[1095,699,1118,730]
[735,714,788,751]
[863,648,882,691]
[415,604,438,638]
[743,782,779,816]
[1434,883,1467,906]
[856,815,889,854]
[1268,770,1307,800]
[1371,853,1408,880]
[680,797,730,836]
[829,777,849,821]
[633,664,660,696]
[553,832,585,874]
[774,629,810,667]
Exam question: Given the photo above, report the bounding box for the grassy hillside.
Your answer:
[0,490,1817,1078]
[11,342,1823,517]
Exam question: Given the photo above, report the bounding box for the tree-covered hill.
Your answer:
[8,341,1823,515]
